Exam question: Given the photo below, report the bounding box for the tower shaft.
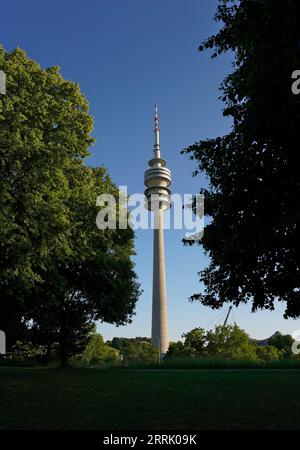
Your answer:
[151,208,169,354]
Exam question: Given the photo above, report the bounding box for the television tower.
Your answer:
[144,105,172,357]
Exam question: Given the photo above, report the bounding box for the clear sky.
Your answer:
[2,0,299,340]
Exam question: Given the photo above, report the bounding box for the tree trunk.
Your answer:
[59,295,69,368]
[40,342,53,365]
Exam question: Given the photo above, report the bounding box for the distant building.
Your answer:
[250,331,282,347]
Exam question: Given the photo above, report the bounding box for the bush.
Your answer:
[182,328,206,353]
[121,340,158,366]
[256,345,283,361]
[205,325,259,360]
[4,341,48,364]
[165,341,198,359]
[268,333,294,357]
[82,334,119,366]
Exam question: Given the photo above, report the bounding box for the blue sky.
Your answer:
[2,0,299,340]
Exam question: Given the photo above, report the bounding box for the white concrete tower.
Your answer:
[144,105,171,357]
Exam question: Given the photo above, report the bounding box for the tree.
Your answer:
[255,345,283,362]
[182,327,206,353]
[109,337,151,351]
[165,341,197,359]
[268,332,293,358]
[0,47,140,366]
[182,0,300,317]
[27,297,96,364]
[121,340,158,365]
[109,337,128,351]
[82,333,119,366]
[205,325,258,360]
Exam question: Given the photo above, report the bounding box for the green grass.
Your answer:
[0,367,300,430]
[122,357,300,370]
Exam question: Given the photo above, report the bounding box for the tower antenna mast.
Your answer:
[223,306,233,327]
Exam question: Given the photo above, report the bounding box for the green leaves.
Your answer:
[182,0,300,317]
[0,47,140,362]
[82,334,119,366]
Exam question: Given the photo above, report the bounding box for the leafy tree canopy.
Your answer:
[256,345,283,361]
[0,47,140,366]
[109,336,151,351]
[166,325,286,362]
[121,340,158,365]
[82,333,119,366]
[205,324,258,360]
[182,327,206,352]
[268,332,294,357]
[182,0,300,318]
[165,341,197,359]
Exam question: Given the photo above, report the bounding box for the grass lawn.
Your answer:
[0,367,299,430]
